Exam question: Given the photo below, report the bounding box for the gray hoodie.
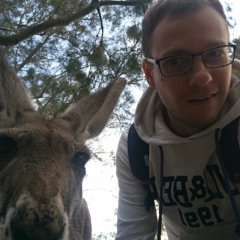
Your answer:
[116,73,240,240]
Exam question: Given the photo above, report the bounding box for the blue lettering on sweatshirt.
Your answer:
[161,164,239,228]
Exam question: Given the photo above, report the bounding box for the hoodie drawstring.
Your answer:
[215,128,240,236]
[157,129,240,239]
[157,146,164,240]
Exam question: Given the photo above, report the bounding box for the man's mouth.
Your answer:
[189,94,216,102]
[195,95,212,101]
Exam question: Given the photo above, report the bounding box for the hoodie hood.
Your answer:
[134,74,240,145]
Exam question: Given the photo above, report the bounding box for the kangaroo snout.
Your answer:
[10,202,65,240]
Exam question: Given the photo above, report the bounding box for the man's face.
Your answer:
[142,6,231,137]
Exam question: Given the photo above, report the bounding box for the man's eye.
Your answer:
[168,57,181,66]
[164,56,190,68]
[206,49,223,58]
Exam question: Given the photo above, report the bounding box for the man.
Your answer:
[116,0,240,239]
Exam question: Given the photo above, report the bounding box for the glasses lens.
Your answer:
[160,55,192,76]
[203,46,235,68]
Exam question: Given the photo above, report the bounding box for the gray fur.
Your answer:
[0,48,126,240]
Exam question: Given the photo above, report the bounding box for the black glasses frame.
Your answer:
[146,44,237,77]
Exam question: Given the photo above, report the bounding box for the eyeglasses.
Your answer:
[146,44,237,77]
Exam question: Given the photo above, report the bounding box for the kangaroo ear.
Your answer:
[60,78,126,140]
[0,48,34,128]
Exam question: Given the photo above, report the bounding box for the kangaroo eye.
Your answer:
[73,152,90,168]
[0,135,17,154]
[0,135,17,171]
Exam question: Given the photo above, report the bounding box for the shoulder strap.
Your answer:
[219,116,240,183]
[128,124,149,182]
[128,124,158,211]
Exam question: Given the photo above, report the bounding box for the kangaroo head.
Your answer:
[0,48,126,240]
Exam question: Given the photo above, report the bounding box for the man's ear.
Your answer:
[233,59,240,69]
[233,59,240,77]
[142,59,155,87]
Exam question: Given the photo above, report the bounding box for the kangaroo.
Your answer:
[0,48,126,240]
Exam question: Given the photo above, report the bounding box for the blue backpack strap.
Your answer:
[128,124,149,182]
[219,116,240,183]
[128,124,158,211]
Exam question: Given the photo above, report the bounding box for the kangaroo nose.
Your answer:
[10,203,65,240]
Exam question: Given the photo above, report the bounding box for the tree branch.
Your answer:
[16,33,52,72]
[97,7,104,46]
[0,0,146,46]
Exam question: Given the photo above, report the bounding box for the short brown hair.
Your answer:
[142,0,228,58]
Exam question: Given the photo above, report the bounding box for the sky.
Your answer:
[83,1,240,239]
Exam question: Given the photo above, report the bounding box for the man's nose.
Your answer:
[188,57,213,87]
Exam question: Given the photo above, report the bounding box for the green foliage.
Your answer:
[0,0,238,127]
[0,0,153,125]
[224,2,236,29]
